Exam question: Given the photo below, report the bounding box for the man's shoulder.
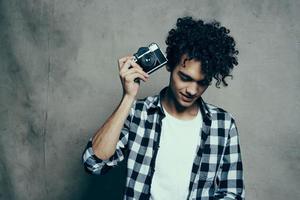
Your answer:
[204,101,236,121]
[136,94,158,104]
[132,94,159,111]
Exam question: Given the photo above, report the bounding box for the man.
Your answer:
[83,16,245,200]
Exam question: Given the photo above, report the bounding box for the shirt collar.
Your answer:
[148,86,212,120]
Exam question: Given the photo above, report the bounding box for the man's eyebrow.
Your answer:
[178,71,193,80]
[178,71,206,83]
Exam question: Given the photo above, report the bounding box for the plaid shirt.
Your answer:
[83,87,245,200]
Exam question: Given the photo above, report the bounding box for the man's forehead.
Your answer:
[177,57,205,81]
[180,54,201,63]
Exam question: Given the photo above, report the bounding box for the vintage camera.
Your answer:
[133,43,167,74]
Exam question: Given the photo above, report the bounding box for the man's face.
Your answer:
[167,55,209,109]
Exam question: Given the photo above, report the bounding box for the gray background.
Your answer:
[0,0,299,199]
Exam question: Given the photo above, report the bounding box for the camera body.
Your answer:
[133,43,167,74]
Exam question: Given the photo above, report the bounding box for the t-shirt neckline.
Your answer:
[162,105,202,124]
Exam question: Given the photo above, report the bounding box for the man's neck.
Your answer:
[161,87,199,120]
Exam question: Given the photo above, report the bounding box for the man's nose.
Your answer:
[186,82,197,97]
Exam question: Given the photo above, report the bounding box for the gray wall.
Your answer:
[0,0,299,199]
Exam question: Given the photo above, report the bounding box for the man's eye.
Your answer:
[180,75,189,81]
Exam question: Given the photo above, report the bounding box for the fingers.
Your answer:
[121,63,148,77]
[118,56,133,70]
[118,56,146,72]
[119,55,148,75]
[130,61,147,76]
[126,72,148,82]
[118,56,149,85]
[121,67,149,82]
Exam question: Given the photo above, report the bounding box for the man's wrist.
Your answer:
[122,94,136,104]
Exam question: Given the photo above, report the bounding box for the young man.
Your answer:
[83,16,245,200]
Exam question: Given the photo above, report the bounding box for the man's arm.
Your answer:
[82,56,149,175]
[91,95,135,160]
[82,98,135,175]
[215,118,245,200]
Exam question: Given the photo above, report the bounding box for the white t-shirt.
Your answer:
[150,106,202,200]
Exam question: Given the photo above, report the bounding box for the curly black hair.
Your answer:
[165,16,239,88]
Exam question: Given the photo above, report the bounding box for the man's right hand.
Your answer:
[118,56,149,99]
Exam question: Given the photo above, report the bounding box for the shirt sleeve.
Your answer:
[214,118,245,200]
[82,102,135,175]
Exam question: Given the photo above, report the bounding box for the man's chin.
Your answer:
[181,101,194,107]
[177,98,195,108]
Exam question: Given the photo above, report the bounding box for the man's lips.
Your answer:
[180,92,194,102]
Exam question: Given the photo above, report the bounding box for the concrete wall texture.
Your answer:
[0,0,299,199]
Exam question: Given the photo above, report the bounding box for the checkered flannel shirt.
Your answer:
[83,87,245,200]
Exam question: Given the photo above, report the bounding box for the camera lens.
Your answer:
[141,52,156,70]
